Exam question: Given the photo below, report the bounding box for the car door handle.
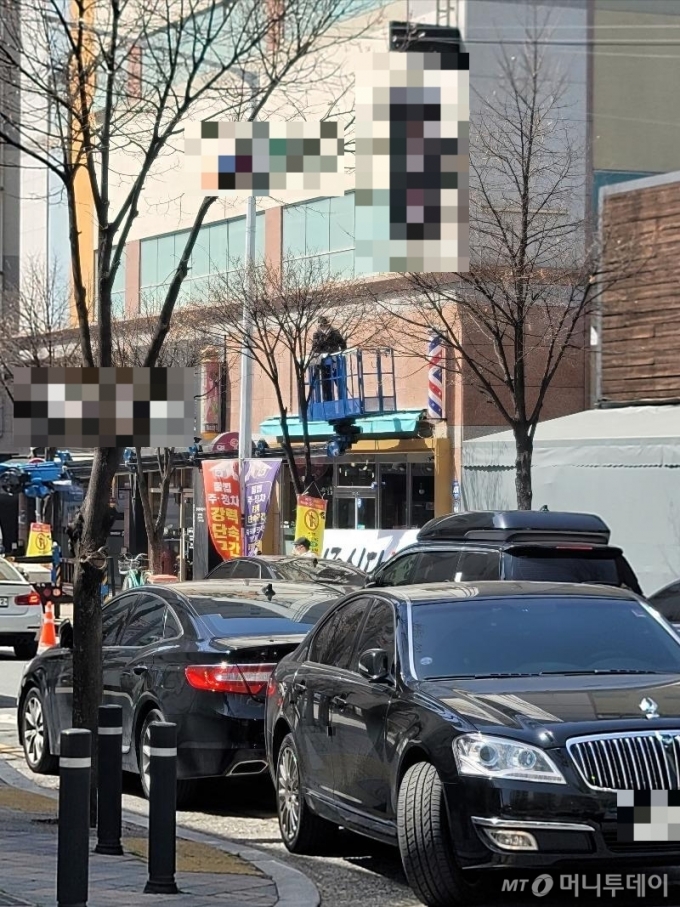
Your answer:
[122,665,148,677]
[331,695,347,711]
[293,679,306,694]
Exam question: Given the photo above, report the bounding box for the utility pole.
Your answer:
[237,70,259,554]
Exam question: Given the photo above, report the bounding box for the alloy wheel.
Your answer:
[24,694,45,767]
[277,744,301,844]
[141,709,163,795]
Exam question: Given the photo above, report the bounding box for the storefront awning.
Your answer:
[259,409,427,441]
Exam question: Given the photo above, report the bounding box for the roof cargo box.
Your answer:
[416,511,611,546]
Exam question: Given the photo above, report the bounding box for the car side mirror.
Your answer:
[358,648,390,683]
[59,620,73,649]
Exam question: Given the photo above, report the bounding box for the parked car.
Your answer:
[366,510,643,594]
[647,579,680,627]
[206,555,366,589]
[17,579,341,805]
[0,557,42,659]
[266,581,680,906]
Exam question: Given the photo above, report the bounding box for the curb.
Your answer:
[0,755,319,907]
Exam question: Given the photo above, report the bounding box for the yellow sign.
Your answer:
[26,522,53,557]
[295,495,327,556]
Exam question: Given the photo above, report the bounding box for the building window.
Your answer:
[111,246,126,318]
[283,192,355,280]
[139,212,265,309]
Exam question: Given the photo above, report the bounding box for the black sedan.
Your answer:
[18,580,340,805]
[266,581,680,906]
[206,555,366,588]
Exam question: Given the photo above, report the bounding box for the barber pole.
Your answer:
[427,335,444,420]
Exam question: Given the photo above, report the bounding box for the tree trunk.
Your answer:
[148,535,164,574]
[295,371,314,489]
[513,424,533,511]
[71,446,121,826]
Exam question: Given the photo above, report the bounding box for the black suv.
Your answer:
[367,510,643,594]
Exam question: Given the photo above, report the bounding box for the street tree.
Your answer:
[204,257,373,497]
[383,25,637,509]
[0,0,375,812]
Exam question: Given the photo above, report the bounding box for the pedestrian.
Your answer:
[311,317,347,402]
[293,537,315,557]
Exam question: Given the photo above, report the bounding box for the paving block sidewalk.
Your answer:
[0,773,314,907]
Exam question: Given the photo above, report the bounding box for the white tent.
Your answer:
[462,406,680,596]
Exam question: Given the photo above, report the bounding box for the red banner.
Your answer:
[202,460,242,559]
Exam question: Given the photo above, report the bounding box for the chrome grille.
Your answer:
[568,731,680,791]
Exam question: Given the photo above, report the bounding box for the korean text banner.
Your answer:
[295,495,327,556]
[203,460,241,560]
[244,459,282,556]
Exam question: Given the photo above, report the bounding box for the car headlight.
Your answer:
[453,733,566,784]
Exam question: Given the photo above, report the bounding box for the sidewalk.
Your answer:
[0,760,318,907]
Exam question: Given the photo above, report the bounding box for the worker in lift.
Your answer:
[311,316,347,401]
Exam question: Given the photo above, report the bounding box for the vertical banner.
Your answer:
[243,459,282,556]
[427,334,444,419]
[202,459,242,559]
[26,522,53,557]
[199,349,222,436]
[295,495,328,556]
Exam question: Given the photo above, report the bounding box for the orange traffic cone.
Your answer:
[38,601,58,653]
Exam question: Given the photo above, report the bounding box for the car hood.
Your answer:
[418,673,680,746]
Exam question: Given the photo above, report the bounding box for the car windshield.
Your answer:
[190,595,336,637]
[0,559,26,583]
[410,596,680,680]
[272,558,364,584]
[503,548,621,585]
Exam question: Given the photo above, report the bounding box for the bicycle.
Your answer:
[118,553,149,590]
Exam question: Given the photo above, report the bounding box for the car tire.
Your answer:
[21,687,57,774]
[276,733,337,854]
[137,707,196,809]
[397,762,482,907]
[14,640,38,660]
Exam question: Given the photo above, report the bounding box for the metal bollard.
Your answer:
[57,729,91,907]
[144,721,179,895]
[95,705,123,855]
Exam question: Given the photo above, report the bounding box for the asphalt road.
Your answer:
[2,651,680,907]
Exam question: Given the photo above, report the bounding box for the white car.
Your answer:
[0,558,41,659]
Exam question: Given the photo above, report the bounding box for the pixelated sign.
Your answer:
[12,367,194,448]
[354,50,469,273]
[184,120,344,197]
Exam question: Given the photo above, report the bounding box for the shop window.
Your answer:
[410,463,435,528]
[379,462,407,529]
[337,461,375,487]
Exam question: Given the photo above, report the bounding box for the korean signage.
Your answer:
[322,528,419,573]
[202,460,242,559]
[199,356,221,435]
[244,459,282,556]
[295,496,328,556]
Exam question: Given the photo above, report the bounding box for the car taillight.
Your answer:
[16,591,41,606]
[185,663,277,697]
[266,676,278,697]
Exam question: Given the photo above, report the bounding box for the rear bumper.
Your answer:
[169,710,269,781]
[0,613,40,642]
